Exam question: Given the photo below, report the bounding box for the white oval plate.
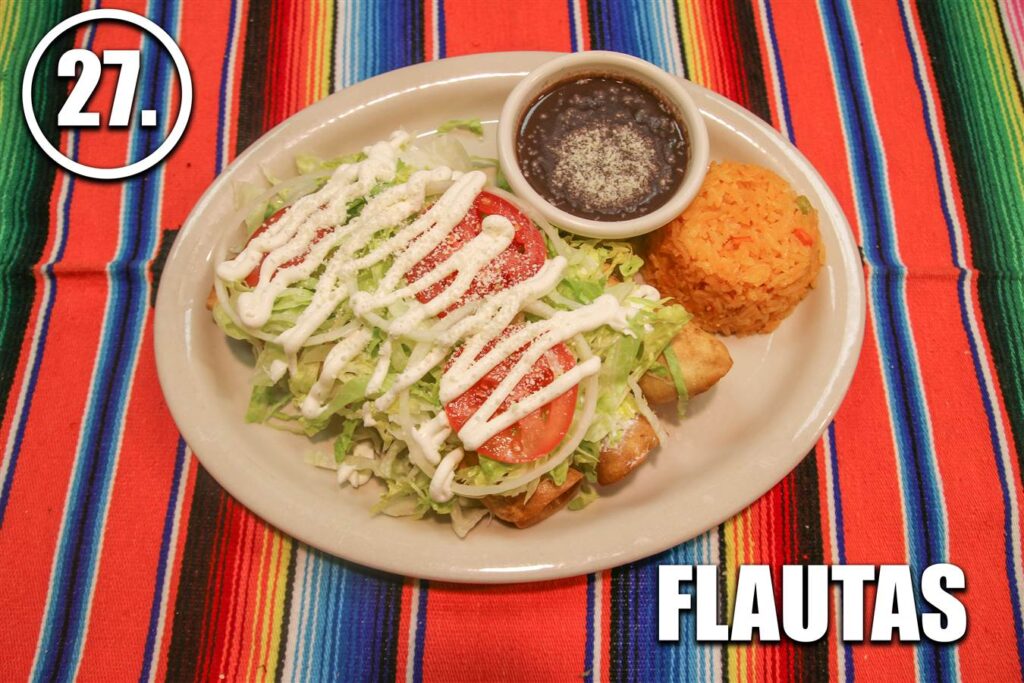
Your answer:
[155,52,864,583]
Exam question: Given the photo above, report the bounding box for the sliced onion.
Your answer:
[544,290,583,310]
[212,281,356,347]
[449,335,598,498]
[304,319,360,346]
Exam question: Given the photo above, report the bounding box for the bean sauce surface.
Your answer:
[516,76,689,222]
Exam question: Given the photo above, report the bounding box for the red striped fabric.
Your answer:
[421,580,590,680]
[1,0,1022,680]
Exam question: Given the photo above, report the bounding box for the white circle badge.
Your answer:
[22,9,193,180]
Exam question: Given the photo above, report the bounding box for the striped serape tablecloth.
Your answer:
[2,0,1023,680]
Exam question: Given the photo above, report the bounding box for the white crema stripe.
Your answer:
[215,131,645,501]
[443,295,622,451]
[218,131,411,328]
[301,328,372,418]
[429,449,465,503]
[275,166,466,354]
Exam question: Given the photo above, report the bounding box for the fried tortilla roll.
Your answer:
[597,326,730,486]
[483,468,584,528]
[597,416,660,485]
[640,323,732,403]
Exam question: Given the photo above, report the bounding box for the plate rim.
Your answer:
[155,51,865,583]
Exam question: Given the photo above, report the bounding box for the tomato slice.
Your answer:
[243,208,332,287]
[444,327,577,463]
[406,192,547,312]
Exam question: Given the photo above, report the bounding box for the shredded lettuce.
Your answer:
[333,420,360,463]
[571,441,601,484]
[633,304,691,375]
[212,302,253,341]
[663,344,689,417]
[436,117,484,138]
[299,376,369,435]
[246,383,291,423]
[471,156,511,192]
[242,175,332,233]
[217,126,700,534]
[372,473,433,518]
[296,150,366,175]
[458,455,515,487]
[559,277,605,305]
[495,165,511,192]
[451,500,489,537]
[549,458,571,487]
[568,482,599,511]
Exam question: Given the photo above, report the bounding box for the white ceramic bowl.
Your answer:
[497,51,709,239]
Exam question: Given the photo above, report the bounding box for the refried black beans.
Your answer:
[516,76,689,222]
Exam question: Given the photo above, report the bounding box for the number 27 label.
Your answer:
[57,49,157,128]
[22,9,192,180]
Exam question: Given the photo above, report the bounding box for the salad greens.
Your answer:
[213,129,690,535]
[436,117,485,138]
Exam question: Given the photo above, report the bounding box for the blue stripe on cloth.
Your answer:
[308,550,344,680]
[306,548,327,681]
[610,559,659,681]
[413,580,429,683]
[826,423,855,682]
[660,534,718,682]
[760,0,795,142]
[609,534,718,682]
[309,557,405,679]
[137,438,187,683]
[341,567,403,680]
[568,0,580,52]
[895,0,1024,672]
[348,0,425,86]
[817,0,953,679]
[31,2,181,680]
[586,0,675,71]
[317,556,342,681]
[213,0,242,174]
[437,0,446,59]
[295,553,405,681]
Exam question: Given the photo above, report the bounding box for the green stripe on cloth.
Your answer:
[916,1,1024,473]
[0,0,77,422]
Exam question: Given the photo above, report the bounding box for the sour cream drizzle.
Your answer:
[337,440,375,488]
[217,132,651,500]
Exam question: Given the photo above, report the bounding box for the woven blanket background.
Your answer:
[1,0,1022,680]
